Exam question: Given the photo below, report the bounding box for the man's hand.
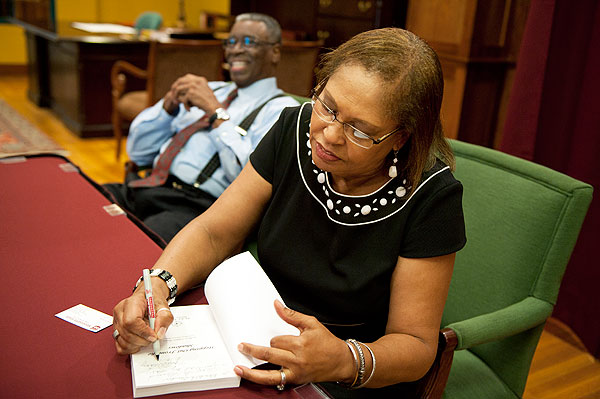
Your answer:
[162,74,222,115]
[163,86,180,115]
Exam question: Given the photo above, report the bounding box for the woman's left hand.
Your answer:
[234,300,354,387]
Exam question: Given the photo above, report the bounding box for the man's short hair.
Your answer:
[235,13,282,44]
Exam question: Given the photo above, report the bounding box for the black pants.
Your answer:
[103,173,217,243]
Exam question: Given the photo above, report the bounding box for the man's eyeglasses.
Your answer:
[223,36,278,49]
[311,90,401,149]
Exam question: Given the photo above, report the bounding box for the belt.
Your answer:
[166,175,215,200]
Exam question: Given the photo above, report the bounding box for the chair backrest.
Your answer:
[276,40,323,97]
[146,39,225,104]
[134,11,163,30]
[286,94,310,105]
[443,139,593,394]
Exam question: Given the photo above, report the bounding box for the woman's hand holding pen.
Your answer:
[234,300,356,387]
[112,279,174,355]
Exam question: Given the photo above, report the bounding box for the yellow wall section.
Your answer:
[55,0,229,28]
[0,0,229,65]
[54,0,98,21]
[0,24,27,64]
[97,0,229,28]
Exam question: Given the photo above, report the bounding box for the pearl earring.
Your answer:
[388,150,399,178]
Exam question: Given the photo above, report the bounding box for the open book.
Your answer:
[130,251,300,398]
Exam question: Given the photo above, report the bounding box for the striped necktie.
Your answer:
[129,88,238,188]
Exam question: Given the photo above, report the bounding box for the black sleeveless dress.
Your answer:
[249,103,466,398]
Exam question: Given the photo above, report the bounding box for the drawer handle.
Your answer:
[357,0,372,13]
[317,30,330,40]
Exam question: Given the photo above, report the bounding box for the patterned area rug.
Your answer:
[0,98,68,158]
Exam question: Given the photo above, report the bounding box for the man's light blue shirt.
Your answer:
[126,77,300,198]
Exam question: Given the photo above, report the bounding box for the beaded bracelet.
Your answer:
[355,342,376,388]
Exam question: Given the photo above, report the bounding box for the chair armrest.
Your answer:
[111,60,148,82]
[416,329,458,399]
[111,60,149,101]
[444,296,553,350]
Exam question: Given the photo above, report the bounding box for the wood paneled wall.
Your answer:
[406,0,530,147]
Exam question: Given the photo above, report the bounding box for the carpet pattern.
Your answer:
[0,98,68,158]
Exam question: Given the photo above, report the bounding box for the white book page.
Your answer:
[205,252,300,369]
[131,306,240,391]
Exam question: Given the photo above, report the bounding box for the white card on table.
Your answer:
[55,304,113,332]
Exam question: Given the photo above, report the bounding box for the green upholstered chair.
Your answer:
[286,94,310,105]
[244,134,592,397]
[417,139,593,398]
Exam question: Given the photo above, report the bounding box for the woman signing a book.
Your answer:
[113,27,466,398]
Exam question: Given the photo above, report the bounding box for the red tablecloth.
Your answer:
[0,155,325,399]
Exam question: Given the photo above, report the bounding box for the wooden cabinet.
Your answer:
[406,0,530,145]
[228,0,530,147]
[231,0,406,97]
[23,23,149,138]
[314,0,383,47]
[231,0,407,48]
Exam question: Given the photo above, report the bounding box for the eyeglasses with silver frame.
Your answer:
[310,90,401,149]
[222,35,278,49]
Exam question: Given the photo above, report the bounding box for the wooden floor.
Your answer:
[1,73,599,398]
[0,73,126,183]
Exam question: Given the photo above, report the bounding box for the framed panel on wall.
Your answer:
[5,0,56,31]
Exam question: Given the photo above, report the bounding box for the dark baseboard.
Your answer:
[0,64,27,74]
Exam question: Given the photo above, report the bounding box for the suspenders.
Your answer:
[193,93,286,187]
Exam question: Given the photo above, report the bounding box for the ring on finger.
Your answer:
[112,329,120,340]
[276,368,287,391]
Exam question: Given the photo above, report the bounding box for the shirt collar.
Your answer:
[236,77,280,100]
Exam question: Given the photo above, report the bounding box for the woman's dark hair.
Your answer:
[316,28,454,191]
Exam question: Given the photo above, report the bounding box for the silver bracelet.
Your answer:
[347,339,366,388]
[355,342,376,388]
[338,340,359,388]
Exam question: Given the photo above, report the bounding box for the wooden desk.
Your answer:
[0,154,330,398]
[22,21,150,138]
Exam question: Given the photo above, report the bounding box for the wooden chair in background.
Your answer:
[111,39,224,159]
[276,40,323,98]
